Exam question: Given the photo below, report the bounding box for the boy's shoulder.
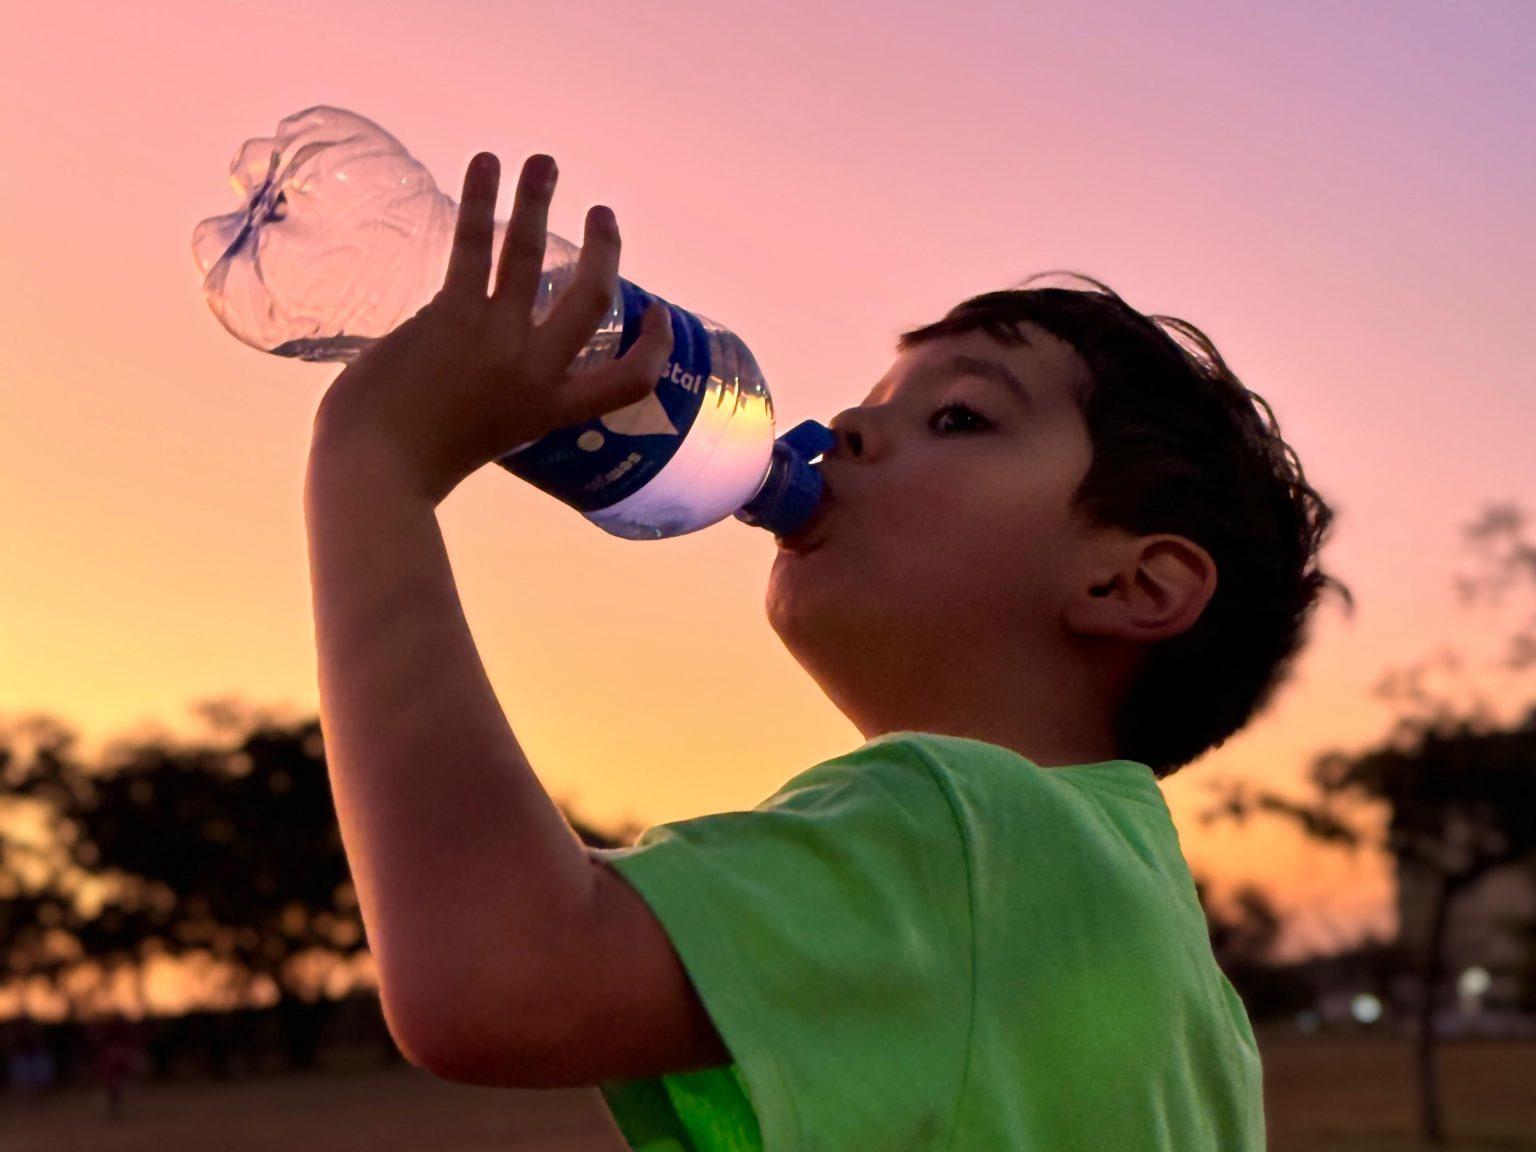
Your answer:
[822,729,1163,808]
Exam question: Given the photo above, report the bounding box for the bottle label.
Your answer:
[497,278,710,512]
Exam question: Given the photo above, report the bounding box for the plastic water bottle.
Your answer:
[192,105,831,542]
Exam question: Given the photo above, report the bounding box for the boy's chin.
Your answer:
[773,532,828,558]
[765,555,842,637]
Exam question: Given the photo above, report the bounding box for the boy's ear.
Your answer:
[1062,533,1218,645]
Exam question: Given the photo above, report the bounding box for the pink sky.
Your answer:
[2,0,1533,966]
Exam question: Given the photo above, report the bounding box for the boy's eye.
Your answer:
[930,401,990,434]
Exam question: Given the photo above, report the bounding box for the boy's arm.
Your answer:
[303,422,601,1067]
[305,420,730,1088]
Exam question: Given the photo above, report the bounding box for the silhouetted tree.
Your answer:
[4,697,639,1070]
[1199,501,1536,1147]
[37,703,366,1067]
[0,715,100,1019]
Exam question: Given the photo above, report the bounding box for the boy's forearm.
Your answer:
[302,416,594,1044]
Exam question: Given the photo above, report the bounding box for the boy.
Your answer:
[305,151,1350,1149]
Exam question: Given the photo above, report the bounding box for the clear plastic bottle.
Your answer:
[192,105,829,541]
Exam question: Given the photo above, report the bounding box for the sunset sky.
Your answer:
[2,0,1533,974]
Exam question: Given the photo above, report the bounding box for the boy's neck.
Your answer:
[801,619,1140,770]
[872,716,1124,769]
[841,642,1134,769]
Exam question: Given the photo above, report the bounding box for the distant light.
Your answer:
[1351,994,1382,1024]
[1458,966,1491,998]
[1295,1009,1321,1034]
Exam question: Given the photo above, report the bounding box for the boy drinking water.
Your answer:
[305,151,1349,1150]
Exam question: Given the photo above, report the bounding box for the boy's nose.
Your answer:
[826,409,865,458]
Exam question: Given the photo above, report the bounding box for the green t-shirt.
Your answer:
[593,731,1265,1151]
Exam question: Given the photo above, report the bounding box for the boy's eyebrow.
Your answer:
[875,354,1036,410]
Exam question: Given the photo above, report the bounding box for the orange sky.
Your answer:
[2,0,1533,969]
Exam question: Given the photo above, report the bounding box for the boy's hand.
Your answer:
[312,151,674,506]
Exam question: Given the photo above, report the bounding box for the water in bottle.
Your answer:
[192,106,830,542]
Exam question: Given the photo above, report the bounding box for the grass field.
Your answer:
[2,1029,1533,1150]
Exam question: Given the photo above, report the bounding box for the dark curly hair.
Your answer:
[896,272,1354,778]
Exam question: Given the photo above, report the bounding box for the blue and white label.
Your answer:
[496,278,711,512]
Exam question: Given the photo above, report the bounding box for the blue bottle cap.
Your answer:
[734,419,836,537]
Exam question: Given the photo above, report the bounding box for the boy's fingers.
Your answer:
[492,154,556,325]
[442,153,500,302]
[553,302,672,427]
[526,204,622,381]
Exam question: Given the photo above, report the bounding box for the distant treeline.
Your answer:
[0,703,640,1032]
[1,699,1334,1089]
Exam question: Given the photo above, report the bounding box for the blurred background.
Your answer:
[2,0,1533,1148]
